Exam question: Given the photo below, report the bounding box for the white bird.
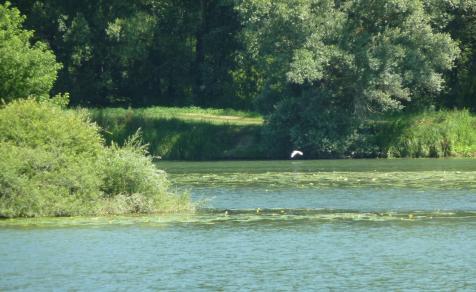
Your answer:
[290,150,303,159]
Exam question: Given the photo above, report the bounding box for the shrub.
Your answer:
[262,94,356,158]
[99,131,193,214]
[0,98,192,217]
[0,98,104,217]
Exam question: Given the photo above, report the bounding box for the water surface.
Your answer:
[1,159,476,290]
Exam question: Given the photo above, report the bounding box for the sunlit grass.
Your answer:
[376,109,476,158]
[89,106,265,160]
[89,107,476,159]
[89,106,263,126]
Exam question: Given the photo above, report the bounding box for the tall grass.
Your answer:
[99,131,193,214]
[378,110,476,158]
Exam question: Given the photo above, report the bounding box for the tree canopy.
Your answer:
[238,0,460,156]
[0,2,60,102]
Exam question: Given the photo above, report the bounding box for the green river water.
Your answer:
[1,159,476,290]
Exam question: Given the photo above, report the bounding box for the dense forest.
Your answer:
[5,0,474,109]
[1,0,476,157]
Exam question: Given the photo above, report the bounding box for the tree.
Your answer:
[0,2,61,102]
[430,0,476,111]
[238,0,459,157]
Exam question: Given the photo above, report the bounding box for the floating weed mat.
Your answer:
[0,215,194,229]
[169,171,476,190]
[2,209,476,228]
[198,208,476,223]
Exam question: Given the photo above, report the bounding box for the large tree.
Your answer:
[238,0,460,157]
[0,2,60,102]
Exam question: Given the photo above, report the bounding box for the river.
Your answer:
[1,159,476,290]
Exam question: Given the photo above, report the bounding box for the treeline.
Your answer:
[8,0,474,111]
[3,1,476,157]
[8,0,252,108]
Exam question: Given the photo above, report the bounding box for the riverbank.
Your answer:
[90,107,476,160]
[90,107,266,160]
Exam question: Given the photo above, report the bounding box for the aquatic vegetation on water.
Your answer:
[169,171,476,190]
[1,209,475,228]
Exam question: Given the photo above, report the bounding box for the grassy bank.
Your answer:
[371,110,476,158]
[90,107,265,160]
[90,107,476,160]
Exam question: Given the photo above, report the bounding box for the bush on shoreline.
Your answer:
[99,131,191,214]
[0,98,193,218]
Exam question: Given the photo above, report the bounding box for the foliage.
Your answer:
[9,0,249,108]
[0,99,192,217]
[435,0,476,111]
[0,98,104,217]
[384,110,476,157]
[3,1,476,161]
[238,0,460,156]
[90,105,476,160]
[0,2,61,102]
[0,141,103,217]
[99,131,193,214]
[261,92,357,158]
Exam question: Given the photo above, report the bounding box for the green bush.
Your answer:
[0,98,192,217]
[261,95,355,159]
[99,132,192,214]
[0,98,104,217]
[347,110,476,158]
[0,141,105,217]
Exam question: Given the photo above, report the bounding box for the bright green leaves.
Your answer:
[0,99,193,217]
[0,2,61,102]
